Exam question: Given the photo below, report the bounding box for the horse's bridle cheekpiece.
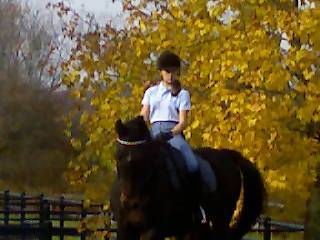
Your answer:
[117,138,147,146]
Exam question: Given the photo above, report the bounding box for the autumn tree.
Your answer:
[0,0,71,90]
[61,0,320,224]
[0,0,73,194]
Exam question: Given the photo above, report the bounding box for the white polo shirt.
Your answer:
[141,81,191,123]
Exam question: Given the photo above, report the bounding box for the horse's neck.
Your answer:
[152,143,177,178]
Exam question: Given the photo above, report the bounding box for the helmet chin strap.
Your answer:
[117,138,147,146]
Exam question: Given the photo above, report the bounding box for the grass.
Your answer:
[245,231,304,240]
[1,214,304,240]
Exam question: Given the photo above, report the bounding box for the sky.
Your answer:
[27,0,124,25]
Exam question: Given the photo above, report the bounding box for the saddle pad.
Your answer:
[197,157,217,193]
[163,146,188,191]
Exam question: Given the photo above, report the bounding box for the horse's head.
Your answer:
[115,115,151,145]
[115,116,155,199]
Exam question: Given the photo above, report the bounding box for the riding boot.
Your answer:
[187,170,207,224]
[188,170,201,199]
[188,170,203,223]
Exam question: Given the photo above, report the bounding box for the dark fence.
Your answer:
[0,190,304,240]
[0,190,115,239]
[251,217,304,240]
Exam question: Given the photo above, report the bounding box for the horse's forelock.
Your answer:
[115,119,127,137]
[118,116,150,142]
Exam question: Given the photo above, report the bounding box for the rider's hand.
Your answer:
[155,131,174,142]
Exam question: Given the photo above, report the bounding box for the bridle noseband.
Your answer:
[117,138,147,146]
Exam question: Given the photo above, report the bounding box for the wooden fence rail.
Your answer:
[0,190,114,239]
[0,190,304,240]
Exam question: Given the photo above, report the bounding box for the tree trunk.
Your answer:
[304,163,320,240]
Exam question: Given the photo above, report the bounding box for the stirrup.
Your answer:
[199,206,207,224]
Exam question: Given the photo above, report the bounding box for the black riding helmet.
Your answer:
[157,50,181,96]
[157,50,181,71]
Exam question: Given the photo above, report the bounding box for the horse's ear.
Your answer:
[115,119,127,136]
[136,115,150,136]
[136,115,147,128]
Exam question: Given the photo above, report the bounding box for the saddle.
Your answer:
[162,145,217,194]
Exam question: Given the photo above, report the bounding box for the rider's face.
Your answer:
[160,68,180,85]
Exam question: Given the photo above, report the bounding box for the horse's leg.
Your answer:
[117,218,140,240]
[203,195,234,240]
[196,224,215,240]
[209,206,234,240]
[117,228,139,240]
[117,225,139,240]
[140,228,164,240]
[175,224,213,240]
[176,233,194,240]
[211,220,231,240]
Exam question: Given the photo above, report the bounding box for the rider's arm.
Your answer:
[171,110,188,135]
[140,104,150,122]
[140,87,152,122]
[171,89,190,135]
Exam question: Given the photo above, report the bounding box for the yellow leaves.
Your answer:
[161,40,172,48]
[62,69,81,86]
[222,70,236,79]
[248,118,257,127]
[71,138,82,150]
[118,62,129,77]
[245,103,266,112]
[245,48,254,56]
[71,89,81,99]
[302,69,314,80]
[191,119,200,129]
[259,49,270,58]
[265,68,291,91]
[208,2,225,19]
[267,131,278,150]
[296,100,317,123]
[202,132,211,142]
[241,4,256,23]
[199,29,207,36]
[188,31,196,41]
[171,8,184,19]
[295,50,304,62]
[184,129,192,140]
[139,20,146,32]
[60,0,320,222]
[160,31,167,41]
[243,148,250,156]
[266,170,288,190]
[195,19,205,29]
[136,47,143,58]
[237,63,248,73]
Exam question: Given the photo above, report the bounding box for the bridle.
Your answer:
[116,138,147,146]
[116,137,157,203]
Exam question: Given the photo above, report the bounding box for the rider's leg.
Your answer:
[151,121,200,185]
[168,135,199,173]
[168,133,202,211]
[151,122,206,223]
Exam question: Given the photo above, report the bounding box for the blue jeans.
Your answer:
[151,121,199,173]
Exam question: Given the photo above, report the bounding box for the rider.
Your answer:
[140,50,201,196]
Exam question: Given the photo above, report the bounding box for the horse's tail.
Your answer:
[230,150,266,240]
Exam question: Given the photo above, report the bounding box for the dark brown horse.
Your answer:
[110,116,265,240]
